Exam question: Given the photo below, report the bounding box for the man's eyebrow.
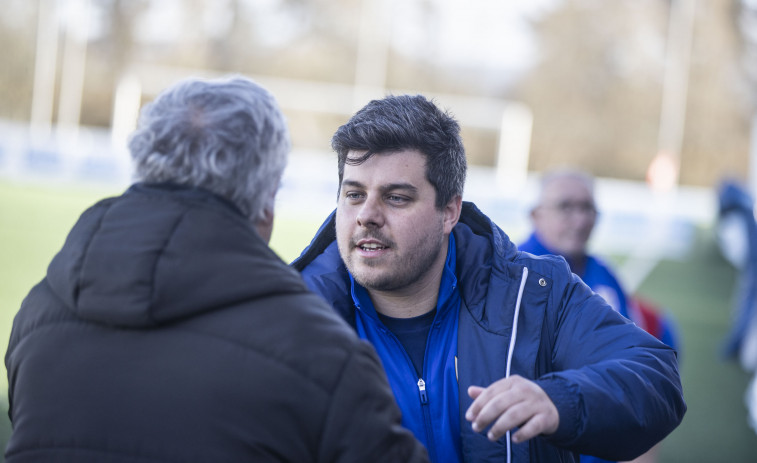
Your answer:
[341,179,365,189]
[381,183,418,194]
[340,180,418,194]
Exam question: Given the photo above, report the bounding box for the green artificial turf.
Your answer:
[635,227,757,462]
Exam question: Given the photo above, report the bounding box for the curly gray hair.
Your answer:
[128,75,290,222]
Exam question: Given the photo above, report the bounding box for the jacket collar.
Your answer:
[129,182,245,217]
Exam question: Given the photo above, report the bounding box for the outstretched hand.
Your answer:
[464,375,559,443]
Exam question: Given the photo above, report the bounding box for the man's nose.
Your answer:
[356,197,384,228]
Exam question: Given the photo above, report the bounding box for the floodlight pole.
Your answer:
[621,0,697,293]
[651,0,697,191]
[57,0,91,145]
[353,0,390,109]
[30,0,60,141]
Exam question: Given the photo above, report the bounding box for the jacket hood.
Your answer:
[47,183,305,328]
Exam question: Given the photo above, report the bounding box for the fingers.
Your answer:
[486,400,535,441]
[511,408,555,443]
[465,379,512,422]
[465,375,559,443]
[467,385,485,400]
[465,376,519,434]
[466,380,517,436]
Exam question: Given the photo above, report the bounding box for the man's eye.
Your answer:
[387,195,408,203]
[345,192,363,200]
[556,202,572,212]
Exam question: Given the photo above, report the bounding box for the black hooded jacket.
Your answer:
[5,183,428,463]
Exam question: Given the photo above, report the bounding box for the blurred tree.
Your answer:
[736,0,757,102]
[0,0,752,188]
[735,0,757,190]
[513,1,666,180]
[207,0,250,72]
[0,1,39,121]
[682,0,751,187]
[513,0,751,187]
[254,0,358,83]
[80,0,148,126]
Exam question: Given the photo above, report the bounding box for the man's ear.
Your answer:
[530,206,539,222]
[443,196,463,234]
[254,204,275,244]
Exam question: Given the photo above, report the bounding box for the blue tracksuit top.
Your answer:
[292,202,686,462]
[349,234,462,463]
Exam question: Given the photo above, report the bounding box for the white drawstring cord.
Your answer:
[505,267,529,463]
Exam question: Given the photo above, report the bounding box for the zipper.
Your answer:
[417,378,428,403]
[417,376,436,462]
[357,309,442,461]
[418,310,443,462]
[381,327,436,459]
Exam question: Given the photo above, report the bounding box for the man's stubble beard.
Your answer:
[341,222,446,293]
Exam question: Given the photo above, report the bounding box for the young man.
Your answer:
[519,169,681,463]
[293,95,686,463]
[5,77,428,462]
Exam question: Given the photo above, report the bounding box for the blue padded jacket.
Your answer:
[292,202,686,463]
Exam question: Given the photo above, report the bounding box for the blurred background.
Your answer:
[1,0,757,461]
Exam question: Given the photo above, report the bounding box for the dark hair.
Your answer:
[129,75,290,221]
[331,94,466,208]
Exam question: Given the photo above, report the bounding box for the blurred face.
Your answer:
[531,175,597,260]
[336,149,460,294]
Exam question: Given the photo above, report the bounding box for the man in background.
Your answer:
[293,94,685,462]
[5,76,428,462]
[519,168,681,463]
